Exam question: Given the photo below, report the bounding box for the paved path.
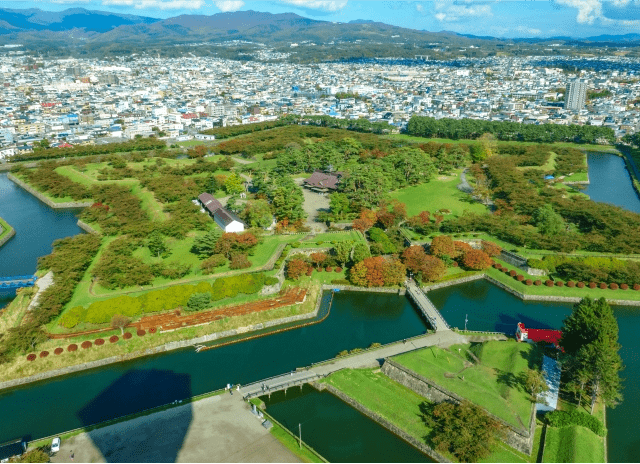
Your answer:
[294,178,329,233]
[49,394,300,463]
[405,280,450,332]
[25,271,53,315]
[241,330,464,398]
[457,168,473,194]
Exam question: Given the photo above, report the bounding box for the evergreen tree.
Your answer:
[191,228,222,258]
[147,231,167,258]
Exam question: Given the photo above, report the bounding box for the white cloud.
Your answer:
[214,0,244,11]
[278,0,348,12]
[515,25,541,35]
[433,0,493,22]
[416,3,424,12]
[555,0,640,26]
[101,0,204,9]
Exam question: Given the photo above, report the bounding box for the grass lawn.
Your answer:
[563,171,589,182]
[130,183,168,221]
[299,230,365,246]
[388,173,488,217]
[393,340,536,429]
[268,419,325,463]
[542,425,604,463]
[486,263,640,302]
[0,216,13,244]
[319,368,528,463]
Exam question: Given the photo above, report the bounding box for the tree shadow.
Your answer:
[495,368,522,393]
[494,312,556,335]
[77,369,192,463]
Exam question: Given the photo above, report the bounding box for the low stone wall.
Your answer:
[500,249,528,268]
[0,225,15,248]
[322,283,405,295]
[314,382,451,463]
[381,359,535,455]
[7,173,92,209]
[422,274,485,291]
[77,219,100,235]
[0,302,320,392]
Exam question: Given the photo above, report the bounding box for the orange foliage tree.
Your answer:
[430,235,456,258]
[287,259,310,280]
[462,249,493,270]
[349,256,406,287]
[481,240,502,257]
[310,252,328,269]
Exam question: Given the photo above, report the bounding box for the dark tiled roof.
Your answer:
[303,171,343,190]
[214,208,244,227]
[198,193,223,214]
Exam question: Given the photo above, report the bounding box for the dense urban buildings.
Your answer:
[565,79,588,111]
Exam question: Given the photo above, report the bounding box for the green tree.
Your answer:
[186,292,211,311]
[522,368,549,400]
[330,192,351,217]
[39,138,50,149]
[110,314,130,335]
[333,241,354,268]
[147,231,167,258]
[423,400,503,463]
[533,204,564,236]
[241,199,273,228]
[224,173,245,195]
[352,242,371,263]
[191,229,222,258]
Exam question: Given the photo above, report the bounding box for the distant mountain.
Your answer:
[349,19,376,24]
[0,7,158,34]
[585,33,640,43]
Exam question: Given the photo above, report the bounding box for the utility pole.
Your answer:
[298,423,302,448]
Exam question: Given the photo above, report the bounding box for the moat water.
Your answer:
[1,151,640,462]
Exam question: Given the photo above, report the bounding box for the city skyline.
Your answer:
[2,0,640,39]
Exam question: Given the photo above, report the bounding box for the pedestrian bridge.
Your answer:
[405,280,451,332]
[0,275,37,290]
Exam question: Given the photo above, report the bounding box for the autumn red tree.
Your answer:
[453,241,473,258]
[287,259,309,280]
[481,241,502,257]
[350,256,406,287]
[383,258,407,286]
[462,249,493,270]
[215,232,258,258]
[430,235,456,258]
[310,252,328,269]
[423,255,447,281]
[402,246,429,274]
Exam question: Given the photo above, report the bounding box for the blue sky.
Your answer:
[3,0,640,38]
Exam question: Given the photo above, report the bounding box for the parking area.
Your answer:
[49,394,299,463]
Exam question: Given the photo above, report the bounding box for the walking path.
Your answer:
[241,330,464,398]
[405,279,450,332]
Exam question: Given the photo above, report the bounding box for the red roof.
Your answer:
[517,322,562,347]
[181,113,198,119]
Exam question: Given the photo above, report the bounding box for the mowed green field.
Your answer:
[393,341,535,428]
[388,173,488,217]
[542,425,604,463]
[320,368,530,463]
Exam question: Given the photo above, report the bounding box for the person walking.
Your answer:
[70,451,74,461]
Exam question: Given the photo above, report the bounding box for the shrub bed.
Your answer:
[27,353,36,361]
[577,281,585,288]
[516,275,524,281]
[109,335,119,343]
[546,410,607,437]
[149,327,157,333]
[635,284,640,291]
[509,270,517,277]
[325,267,333,272]
[546,280,554,287]
[589,282,597,289]
[599,282,607,289]
[81,341,92,349]
[68,344,78,352]
[335,267,342,273]
[137,329,146,337]
[39,351,49,358]
[452,261,459,267]
[556,281,564,287]
[123,332,132,340]
[610,283,619,290]
[95,338,105,346]
[621,283,629,290]
[525,279,533,286]
[534,280,542,286]
[567,281,575,288]
[54,347,64,355]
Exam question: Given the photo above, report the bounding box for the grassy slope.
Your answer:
[0,216,14,243]
[319,368,528,463]
[393,341,535,429]
[388,172,488,217]
[542,425,604,463]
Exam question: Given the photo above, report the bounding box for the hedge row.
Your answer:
[59,273,270,327]
[546,410,607,437]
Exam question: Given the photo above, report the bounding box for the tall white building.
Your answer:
[565,79,588,111]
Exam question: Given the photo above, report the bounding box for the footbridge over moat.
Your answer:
[405,280,451,332]
[0,275,37,290]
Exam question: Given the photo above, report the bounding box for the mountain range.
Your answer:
[0,7,639,58]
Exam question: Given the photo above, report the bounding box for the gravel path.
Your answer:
[295,178,329,233]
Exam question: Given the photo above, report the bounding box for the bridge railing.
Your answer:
[0,275,37,282]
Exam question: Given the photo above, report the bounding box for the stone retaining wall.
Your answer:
[8,173,93,209]
[381,359,536,455]
[322,283,405,295]
[0,302,320,392]
[0,225,15,248]
[76,219,100,235]
[422,274,485,291]
[314,382,451,463]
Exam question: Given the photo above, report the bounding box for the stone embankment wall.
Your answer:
[76,220,99,235]
[381,359,536,455]
[323,283,406,295]
[422,274,485,291]
[7,173,92,209]
[0,225,15,248]
[314,382,451,463]
[0,299,322,392]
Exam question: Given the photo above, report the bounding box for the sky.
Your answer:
[3,0,640,38]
